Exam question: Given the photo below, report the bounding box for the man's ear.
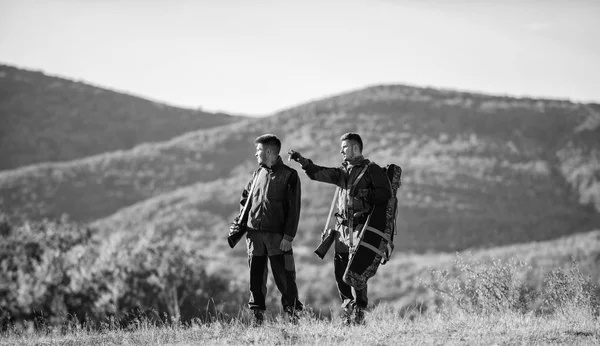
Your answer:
[352,143,360,153]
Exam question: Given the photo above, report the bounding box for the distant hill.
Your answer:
[1,84,599,252]
[0,64,244,170]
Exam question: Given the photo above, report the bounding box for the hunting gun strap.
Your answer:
[324,186,340,233]
[239,169,261,225]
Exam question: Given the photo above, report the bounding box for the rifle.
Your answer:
[228,170,260,248]
[314,187,339,259]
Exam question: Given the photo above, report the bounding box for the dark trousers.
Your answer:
[248,254,303,311]
[334,252,368,309]
[246,231,303,311]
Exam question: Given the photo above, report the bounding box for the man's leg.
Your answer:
[269,252,303,309]
[247,232,269,320]
[353,284,368,309]
[352,284,368,324]
[265,233,303,321]
[334,251,355,322]
[248,255,268,311]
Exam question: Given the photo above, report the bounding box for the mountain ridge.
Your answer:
[0,64,245,170]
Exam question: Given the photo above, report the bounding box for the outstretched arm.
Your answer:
[288,149,342,186]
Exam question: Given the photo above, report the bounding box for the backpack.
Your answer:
[380,164,402,264]
[342,163,402,289]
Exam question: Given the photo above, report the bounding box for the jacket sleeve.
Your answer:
[365,164,392,206]
[283,170,301,241]
[301,159,342,187]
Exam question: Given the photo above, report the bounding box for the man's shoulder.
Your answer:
[364,159,386,173]
[278,162,298,175]
[353,158,380,169]
[368,160,383,169]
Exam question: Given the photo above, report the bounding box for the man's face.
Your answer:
[340,140,357,161]
[255,143,268,165]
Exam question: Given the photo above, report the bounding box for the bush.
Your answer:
[0,214,104,329]
[106,228,247,325]
[423,254,533,314]
[423,254,598,316]
[0,215,248,331]
[542,261,599,316]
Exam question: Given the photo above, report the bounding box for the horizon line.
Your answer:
[2,61,598,118]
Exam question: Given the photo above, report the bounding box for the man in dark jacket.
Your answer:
[288,132,391,325]
[239,134,303,325]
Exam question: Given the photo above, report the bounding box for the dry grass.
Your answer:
[1,304,598,346]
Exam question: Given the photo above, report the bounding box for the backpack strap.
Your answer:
[347,163,371,249]
[349,163,371,193]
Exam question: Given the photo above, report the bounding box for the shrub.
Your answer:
[106,228,247,325]
[0,214,104,329]
[0,214,248,330]
[423,254,534,314]
[423,254,599,316]
[541,261,599,316]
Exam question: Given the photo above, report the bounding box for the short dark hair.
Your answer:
[340,132,363,152]
[255,134,281,154]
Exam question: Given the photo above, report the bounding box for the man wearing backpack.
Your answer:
[288,132,391,325]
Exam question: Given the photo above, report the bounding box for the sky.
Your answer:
[1,0,599,116]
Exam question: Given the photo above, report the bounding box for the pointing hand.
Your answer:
[287,150,306,165]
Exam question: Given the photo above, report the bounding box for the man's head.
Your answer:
[255,134,281,166]
[340,132,363,161]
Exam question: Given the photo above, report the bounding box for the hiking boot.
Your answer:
[284,306,299,325]
[341,305,354,326]
[252,309,264,326]
[353,306,365,325]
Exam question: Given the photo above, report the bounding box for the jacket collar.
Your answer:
[260,155,284,170]
[342,155,370,169]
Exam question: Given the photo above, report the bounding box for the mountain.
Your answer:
[1,85,599,253]
[0,64,244,171]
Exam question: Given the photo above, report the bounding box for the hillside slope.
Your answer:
[0,64,243,170]
[1,85,599,251]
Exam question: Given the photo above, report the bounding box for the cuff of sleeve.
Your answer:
[300,158,312,169]
[283,234,294,242]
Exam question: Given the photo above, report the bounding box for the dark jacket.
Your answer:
[301,156,391,220]
[240,156,301,241]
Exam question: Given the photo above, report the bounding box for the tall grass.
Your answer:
[1,304,598,345]
[2,256,598,345]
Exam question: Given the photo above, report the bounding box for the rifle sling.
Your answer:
[239,169,261,224]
